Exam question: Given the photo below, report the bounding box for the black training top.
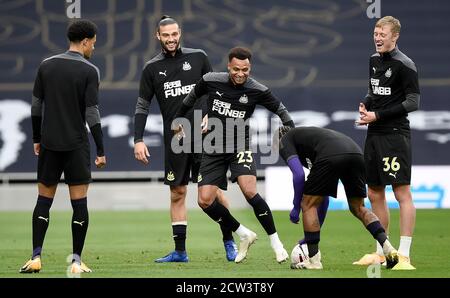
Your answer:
[279,127,362,168]
[134,47,212,143]
[176,72,294,154]
[32,51,104,155]
[364,46,420,135]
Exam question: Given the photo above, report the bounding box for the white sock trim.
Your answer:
[376,241,384,256]
[172,221,187,226]
[398,236,412,257]
[269,232,283,249]
[235,225,250,238]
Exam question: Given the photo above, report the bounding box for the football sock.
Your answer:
[235,224,253,239]
[248,194,276,235]
[32,195,53,259]
[304,231,320,257]
[398,236,412,257]
[366,221,388,246]
[376,240,384,256]
[216,197,234,242]
[172,222,187,252]
[269,232,283,250]
[220,224,234,242]
[202,199,240,232]
[71,197,89,259]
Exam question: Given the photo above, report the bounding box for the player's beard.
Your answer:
[161,39,180,55]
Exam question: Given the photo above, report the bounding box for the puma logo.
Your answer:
[38,216,49,222]
[258,211,268,217]
[159,70,167,77]
[215,217,223,223]
[216,91,224,97]
[73,221,85,226]
[389,172,397,179]
[372,67,376,73]
[243,164,251,170]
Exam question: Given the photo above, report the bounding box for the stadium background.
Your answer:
[1,0,449,211]
[0,0,450,279]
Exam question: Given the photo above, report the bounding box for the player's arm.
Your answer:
[85,67,106,168]
[359,63,420,124]
[173,76,208,133]
[279,134,304,224]
[375,64,420,120]
[286,156,305,224]
[134,66,154,164]
[259,90,295,128]
[31,67,44,156]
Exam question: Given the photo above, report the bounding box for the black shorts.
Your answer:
[198,151,257,190]
[304,154,367,198]
[163,128,201,186]
[164,149,201,186]
[37,143,91,186]
[364,133,411,186]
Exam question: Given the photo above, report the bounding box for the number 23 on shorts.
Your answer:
[237,151,253,163]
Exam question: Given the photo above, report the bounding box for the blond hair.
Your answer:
[376,16,401,35]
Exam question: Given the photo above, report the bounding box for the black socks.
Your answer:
[202,199,240,232]
[32,195,53,259]
[248,194,276,235]
[172,224,187,252]
[71,197,89,262]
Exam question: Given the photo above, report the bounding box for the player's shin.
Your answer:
[71,197,89,263]
[201,199,240,232]
[32,195,53,259]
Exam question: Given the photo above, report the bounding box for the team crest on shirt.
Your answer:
[239,94,248,104]
[182,61,192,71]
[167,171,175,181]
[305,158,313,170]
[385,68,392,78]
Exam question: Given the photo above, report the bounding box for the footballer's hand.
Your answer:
[95,156,106,168]
[359,102,367,114]
[289,208,300,224]
[134,141,150,164]
[201,115,208,134]
[33,143,40,156]
[173,124,185,140]
[355,103,375,126]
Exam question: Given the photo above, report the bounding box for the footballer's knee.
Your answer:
[368,186,385,202]
[198,195,214,209]
[170,185,187,203]
[242,189,257,201]
[301,195,320,212]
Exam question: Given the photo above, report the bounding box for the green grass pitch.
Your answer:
[1,209,449,278]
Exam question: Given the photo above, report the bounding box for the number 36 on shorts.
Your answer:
[382,156,401,172]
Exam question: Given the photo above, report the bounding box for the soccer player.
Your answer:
[174,47,294,263]
[20,20,106,274]
[275,126,330,246]
[276,126,399,270]
[354,16,419,270]
[133,16,237,262]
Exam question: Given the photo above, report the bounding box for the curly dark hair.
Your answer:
[67,19,97,43]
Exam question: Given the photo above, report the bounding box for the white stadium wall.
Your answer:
[265,166,450,210]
